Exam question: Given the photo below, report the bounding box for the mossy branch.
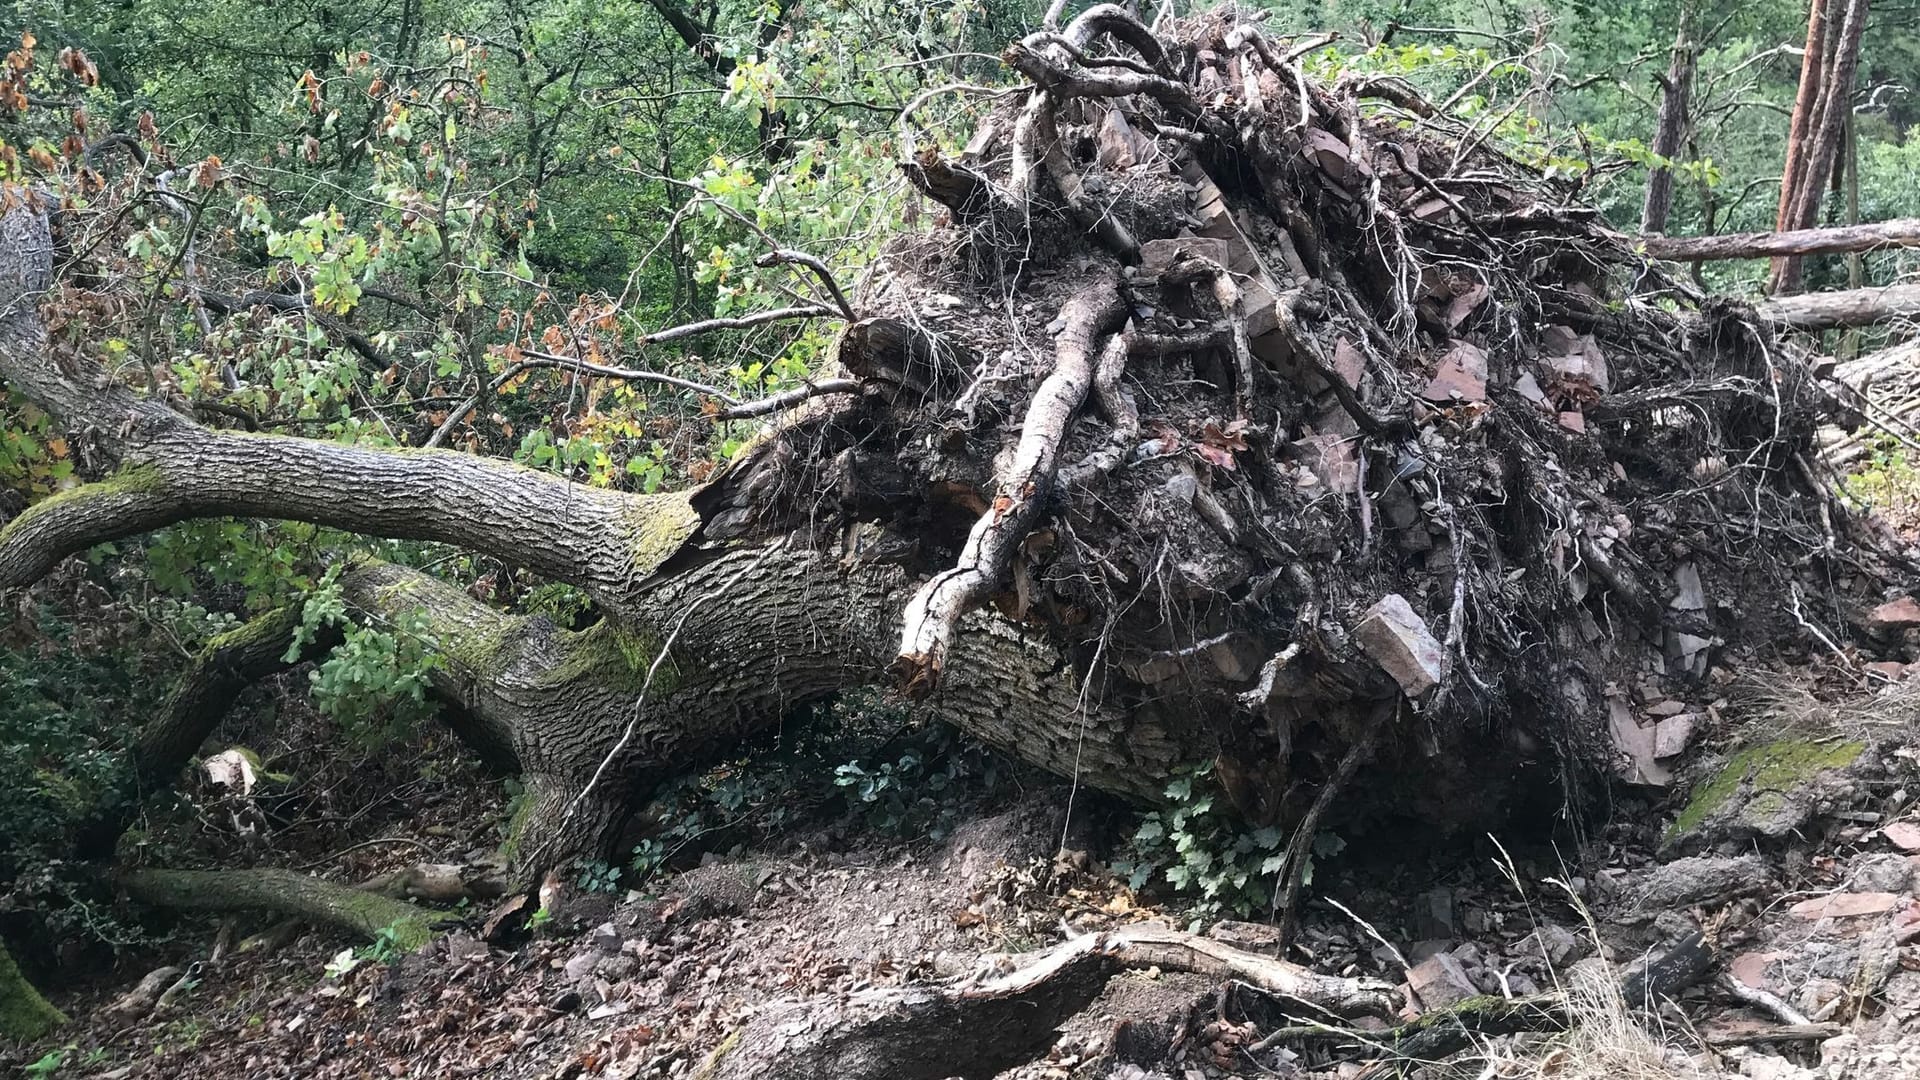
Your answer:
[0,940,65,1041]
[119,867,447,950]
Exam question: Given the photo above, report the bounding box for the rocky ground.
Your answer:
[6,678,1920,1080]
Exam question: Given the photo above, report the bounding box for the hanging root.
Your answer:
[894,270,1126,694]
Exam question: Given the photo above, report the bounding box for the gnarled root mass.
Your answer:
[807,2,1888,832]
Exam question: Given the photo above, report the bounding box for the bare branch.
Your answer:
[718,377,862,419]
[751,250,858,321]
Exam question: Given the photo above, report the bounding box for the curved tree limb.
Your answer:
[74,605,342,860]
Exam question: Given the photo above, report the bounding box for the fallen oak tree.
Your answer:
[0,4,1908,986]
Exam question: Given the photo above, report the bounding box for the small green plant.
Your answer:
[1112,761,1342,921]
[362,922,407,964]
[323,920,409,977]
[574,859,622,894]
[528,905,554,931]
[24,1049,66,1077]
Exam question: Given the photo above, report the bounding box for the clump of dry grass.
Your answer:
[1521,964,1708,1080]
[1734,669,1920,740]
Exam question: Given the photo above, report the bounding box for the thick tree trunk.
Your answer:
[1644,219,1920,262]
[0,939,65,1041]
[0,5,1883,921]
[340,549,1197,878]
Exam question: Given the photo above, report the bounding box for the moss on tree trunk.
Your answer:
[119,868,444,950]
[0,940,64,1042]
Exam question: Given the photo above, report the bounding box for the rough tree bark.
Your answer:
[1639,11,1695,235]
[0,199,1199,886]
[1770,0,1871,295]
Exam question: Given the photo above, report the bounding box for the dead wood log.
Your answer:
[1644,219,1920,262]
[696,925,1399,1080]
[119,867,450,949]
[1758,283,1920,330]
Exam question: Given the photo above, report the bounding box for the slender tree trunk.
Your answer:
[1771,0,1871,295]
[1775,0,1832,236]
[1640,11,1695,235]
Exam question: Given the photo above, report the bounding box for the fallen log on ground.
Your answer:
[118,867,451,949]
[695,925,1399,1080]
[1642,219,1920,262]
[1759,283,1920,330]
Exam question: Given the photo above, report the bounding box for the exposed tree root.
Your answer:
[894,270,1127,693]
[698,925,1397,1080]
[1246,932,1715,1079]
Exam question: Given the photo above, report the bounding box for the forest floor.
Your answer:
[6,676,1920,1080]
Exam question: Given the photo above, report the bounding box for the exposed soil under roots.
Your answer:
[713,4,1899,838]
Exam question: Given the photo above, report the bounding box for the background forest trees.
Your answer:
[3,0,1920,1036]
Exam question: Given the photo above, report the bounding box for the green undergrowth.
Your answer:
[1112,760,1344,923]
[586,689,1021,894]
